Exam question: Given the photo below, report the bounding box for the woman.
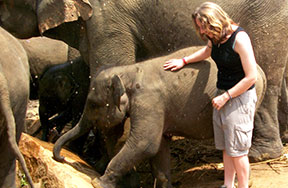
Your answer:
[163,2,257,188]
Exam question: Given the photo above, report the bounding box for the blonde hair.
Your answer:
[192,2,237,45]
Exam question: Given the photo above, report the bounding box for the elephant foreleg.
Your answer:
[93,122,125,175]
[39,108,51,141]
[39,106,72,141]
[50,110,73,134]
[92,113,164,188]
[150,135,173,188]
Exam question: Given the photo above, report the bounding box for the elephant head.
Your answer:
[39,74,75,109]
[0,0,93,39]
[86,73,129,130]
[52,70,130,165]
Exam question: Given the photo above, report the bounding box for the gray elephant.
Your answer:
[53,46,266,188]
[1,0,287,161]
[19,37,80,100]
[0,28,34,188]
[38,57,90,143]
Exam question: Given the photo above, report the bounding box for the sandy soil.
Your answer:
[164,139,288,188]
[25,100,288,188]
[135,137,288,188]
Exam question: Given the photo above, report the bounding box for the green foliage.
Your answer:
[18,171,28,187]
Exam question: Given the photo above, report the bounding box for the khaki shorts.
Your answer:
[213,88,257,157]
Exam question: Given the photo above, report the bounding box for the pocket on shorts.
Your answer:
[234,124,253,151]
[238,89,257,115]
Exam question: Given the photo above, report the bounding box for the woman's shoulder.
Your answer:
[234,29,253,54]
[231,24,239,31]
[235,29,251,44]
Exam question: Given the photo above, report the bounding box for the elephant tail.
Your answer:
[53,117,92,162]
[0,75,35,188]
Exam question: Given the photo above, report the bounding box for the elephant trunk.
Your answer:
[0,76,34,188]
[53,117,92,162]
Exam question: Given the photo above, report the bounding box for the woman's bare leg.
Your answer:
[223,150,236,188]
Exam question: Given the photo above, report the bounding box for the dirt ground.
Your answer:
[158,138,288,188]
[25,100,288,188]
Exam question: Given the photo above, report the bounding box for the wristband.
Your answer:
[182,57,188,65]
[226,90,232,100]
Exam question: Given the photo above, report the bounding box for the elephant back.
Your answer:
[0,27,29,104]
[19,37,69,76]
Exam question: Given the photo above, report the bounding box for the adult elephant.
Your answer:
[19,36,80,100]
[0,28,34,188]
[0,0,287,161]
[53,46,267,188]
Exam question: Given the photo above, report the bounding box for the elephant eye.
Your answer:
[89,98,109,110]
[87,97,100,108]
[89,102,97,109]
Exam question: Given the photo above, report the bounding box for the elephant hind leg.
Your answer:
[0,74,34,188]
[0,134,17,188]
[149,136,173,188]
[0,162,17,188]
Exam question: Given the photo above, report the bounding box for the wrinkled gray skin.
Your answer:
[1,0,287,161]
[38,57,90,143]
[19,37,80,100]
[53,47,266,188]
[0,28,34,188]
[279,62,288,142]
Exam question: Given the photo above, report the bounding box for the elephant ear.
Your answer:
[37,0,93,34]
[111,75,125,111]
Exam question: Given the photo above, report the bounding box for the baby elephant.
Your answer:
[54,46,266,188]
[38,57,90,144]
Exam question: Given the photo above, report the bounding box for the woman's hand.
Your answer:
[163,58,185,71]
[212,92,230,110]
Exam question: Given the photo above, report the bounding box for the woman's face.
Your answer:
[195,18,214,39]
